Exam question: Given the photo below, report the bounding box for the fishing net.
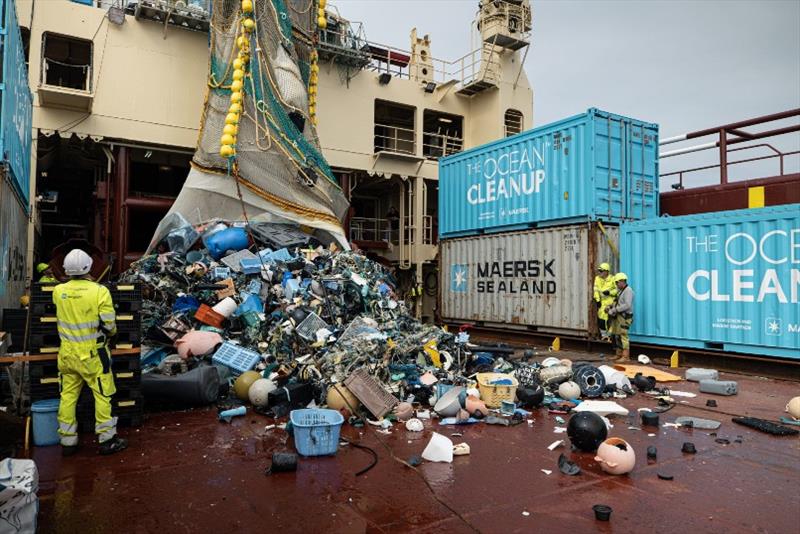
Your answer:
[153,0,349,249]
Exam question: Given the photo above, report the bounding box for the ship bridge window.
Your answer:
[41,33,92,91]
[374,100,416,155]
[505,109,523,137]
[423,110,463,160]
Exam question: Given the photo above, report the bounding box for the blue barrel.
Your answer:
[31,398,61,446]
[203,227,249,260]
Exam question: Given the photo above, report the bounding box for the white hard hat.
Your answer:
[63,249,93,276]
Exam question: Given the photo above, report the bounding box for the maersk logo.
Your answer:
[451,265,468,293]
[765,317,782,336]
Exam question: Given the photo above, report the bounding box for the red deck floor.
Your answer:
[33,363,800,533]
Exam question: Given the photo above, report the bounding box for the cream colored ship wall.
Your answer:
[316,52,533,180]
[18,0,207,148]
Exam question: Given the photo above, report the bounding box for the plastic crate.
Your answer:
[212,342,260,375]
[290,409,344,456]
[476,373,519,408]
[195,304,224,328]
[344,368,398,418]
[109,283,143,302]
[295,312,329,341]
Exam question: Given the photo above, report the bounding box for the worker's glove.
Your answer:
[602,290,610,296]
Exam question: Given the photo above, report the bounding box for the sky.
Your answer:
[333,0,800,188]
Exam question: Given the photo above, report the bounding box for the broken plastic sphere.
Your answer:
[594,437,636,475]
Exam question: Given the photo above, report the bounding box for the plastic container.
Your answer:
[204,227,249,260]
[212,341,261,375]
[290,409,344,456]
[476,373,519,408]
[699,379,738,396]
[31,399,61,446]
[195,304,225,328]
[212,297,237,318]
[439,108,659,237]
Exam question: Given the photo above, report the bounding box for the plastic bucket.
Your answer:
[31,398,61,446]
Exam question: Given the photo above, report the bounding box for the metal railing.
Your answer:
[422,131,463,160]
[349,215,435,245]
[41,57,92,92]
[660,108,800,187]
[374,123,416,156]
[662,145,800,190]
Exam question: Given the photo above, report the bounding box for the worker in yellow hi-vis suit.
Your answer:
[593,262,617,340]
[54,249,128,456]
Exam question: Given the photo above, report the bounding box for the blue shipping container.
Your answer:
[438,108,659,238]
[0,0,33,207]
[621,204,800,359]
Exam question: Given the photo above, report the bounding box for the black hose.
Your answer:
[340,436,378,476]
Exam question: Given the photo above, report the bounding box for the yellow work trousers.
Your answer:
[57,349,117,446]
[608,314,633,350]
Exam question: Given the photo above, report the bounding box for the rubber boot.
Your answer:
[99,436,128,456]
[616,349,631,363]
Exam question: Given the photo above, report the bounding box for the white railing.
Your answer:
[422,131,463,160]
[374,123,416,156]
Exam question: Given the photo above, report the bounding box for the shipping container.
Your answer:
[621,204,800,360]
[0,173,28,313]
[0,0,33,205]
[660,174,800,217]
[440,223,619,337]
[438,108,658,238]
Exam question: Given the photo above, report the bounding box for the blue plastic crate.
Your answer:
[212,342,261,375]
[290,409,344,456]
[240,258,262,274]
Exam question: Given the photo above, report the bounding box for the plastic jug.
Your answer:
[204,227,249,260]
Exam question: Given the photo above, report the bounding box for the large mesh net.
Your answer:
[157,0,349,247]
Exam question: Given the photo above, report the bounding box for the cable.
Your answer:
[365,427,480,533]
[340,436,378,476]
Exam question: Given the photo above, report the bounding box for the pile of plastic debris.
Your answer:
[122,217,462,413]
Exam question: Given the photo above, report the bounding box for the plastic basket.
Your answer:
[476,373,519,408]
[290,409,344,456]
[212,341,261,375]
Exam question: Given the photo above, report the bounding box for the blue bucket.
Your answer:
[31,398,61,446]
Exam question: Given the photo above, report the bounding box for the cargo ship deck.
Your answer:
[32,359,800,533]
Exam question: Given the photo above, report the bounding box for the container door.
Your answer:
[624,121,657,220]
[594,114,627,221]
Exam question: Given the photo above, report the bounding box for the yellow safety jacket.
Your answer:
[53,279,116,360]
[593,274,617,321]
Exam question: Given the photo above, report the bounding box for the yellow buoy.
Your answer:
[233,58,244,70]
[241,0,254,14]
[225,113,239,125]
[311,63,319,74]
[229,102,242,114]
[309,104,316,115]
[220,134,235,146]
[233,371,261,401]
[231,79,243,92]
[317,16,327,30]
[319,0,326,7]
[219,144,234,158]
[309,85,317,95]
[242,18,255,32]
[237,36,247,49]
[232,69,244,81]
[223,123,237,136]
[230,91,242,104]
